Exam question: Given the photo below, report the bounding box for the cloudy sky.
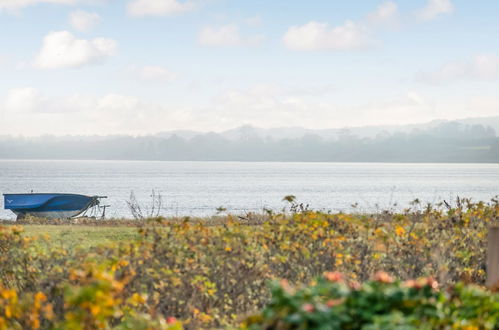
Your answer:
[1,0,499,136]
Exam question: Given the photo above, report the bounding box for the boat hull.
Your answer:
[4,193,99,220]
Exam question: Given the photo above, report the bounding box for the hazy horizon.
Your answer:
[1,119,497,162]
[0,112,498,139]
[1,0,499,136]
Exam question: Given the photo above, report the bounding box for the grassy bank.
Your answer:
[4,213,268,249]
[0,198,498,329]
[21,225,140,249]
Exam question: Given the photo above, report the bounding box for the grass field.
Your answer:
[21,224,140,248]
[8,213,264,249]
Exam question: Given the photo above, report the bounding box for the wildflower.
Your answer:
[348,280,362,290]
[32,318,40,330]
[374,271,394,283]
[403,280,417,288]
[118,260,129,267]
[403,277,439,290]
[34,292,46,301]
[426,277,439,290]
[463,326,479,330]
[326,299,344,307]
[395,225,406,237]
[302,303,314,313]
[129,293,146,306]
[199,313,213,323]
[90,305,101,316]
[324,271,343,282]
[166,316,177,324]
[1,289,16,300]
[43,304,54,320]
[280,279,295,294]
[4,306,12,318]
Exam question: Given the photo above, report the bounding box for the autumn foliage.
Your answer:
[0,197,498,329]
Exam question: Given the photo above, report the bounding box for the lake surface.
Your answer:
[0,160,497,220]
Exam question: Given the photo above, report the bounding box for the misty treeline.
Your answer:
[1,122,498,162]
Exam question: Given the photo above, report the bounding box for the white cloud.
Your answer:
[417,54,499,84]
[130,65,178,82]
[4,87,46,112]
[127,0,195,17]
[2,85,498,136]
[34,31,117,69]
[416,0,454,21]
[283,20,373,51]
[367,1,398,25]
[0,88,187,135]
[198,24,264,47]
[3,87,84,114]
[463,97,499,119]
[70,10,101,32]
[96,93,140,112]
[211,85,439,129]
[349,92,437,125]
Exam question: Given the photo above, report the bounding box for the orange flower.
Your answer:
[374,271,394,283]
[403,280,417,288]
[326,299,344,307]
[280,279,295,294]
[426,277,439,290]
[324,271,343,282]
[302,303,314,313]
[403,277,439,290]
[348,280,362,290]
[395,226,406,237]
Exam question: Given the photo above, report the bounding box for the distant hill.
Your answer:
[458,116,499,131]
[155,116,499,141]
[0,116,498,162]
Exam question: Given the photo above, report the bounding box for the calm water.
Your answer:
[0,160,497,220]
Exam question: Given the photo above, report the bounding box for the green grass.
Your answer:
[22,225,140,249]
[5,213,263,250]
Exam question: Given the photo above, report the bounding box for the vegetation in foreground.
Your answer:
[0,197,498,329]
[245,272,499,329]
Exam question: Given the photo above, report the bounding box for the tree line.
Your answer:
[1,123,498,162]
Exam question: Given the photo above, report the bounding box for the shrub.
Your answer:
[243,272,499,329]
[0,198,497,328]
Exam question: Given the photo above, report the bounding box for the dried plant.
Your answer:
[127,190,163,220]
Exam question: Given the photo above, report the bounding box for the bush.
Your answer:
[0,198,497,328]
[243,272,499,329]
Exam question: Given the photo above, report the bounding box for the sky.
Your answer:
[1,0,499,136]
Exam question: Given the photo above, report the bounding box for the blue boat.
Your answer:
[3,193,106,220]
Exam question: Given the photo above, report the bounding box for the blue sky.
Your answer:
[1,0,499,136]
